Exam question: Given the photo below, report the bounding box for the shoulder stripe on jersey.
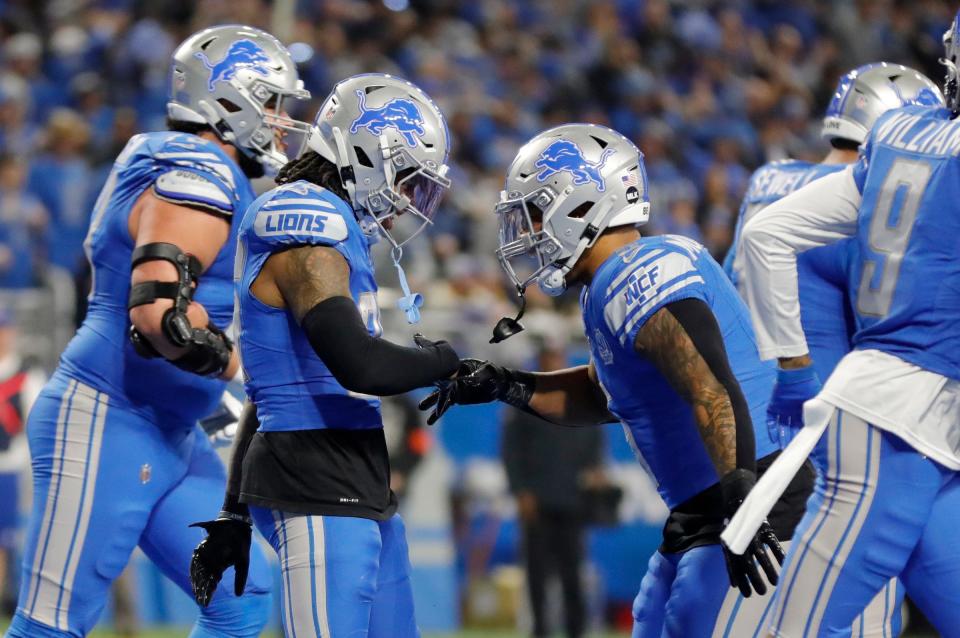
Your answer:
[154,151,222,161]
[616,272,706,345]
[602,249,698,309]
[155,152,237,191]
[154,169,233,212]
[604,248,667,298]
[262,198,339,210]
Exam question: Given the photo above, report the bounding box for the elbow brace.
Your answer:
[128,242,232,376]
[301,296,458,396]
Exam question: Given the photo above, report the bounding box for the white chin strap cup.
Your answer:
[537,266,567,297]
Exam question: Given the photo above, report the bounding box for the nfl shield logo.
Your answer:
[140,464,152,484]
[594,329,614,365]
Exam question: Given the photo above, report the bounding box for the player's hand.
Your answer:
[722,520,784,597]
[767,364,821,446]
[418,358,498,425]
[189,516,251,607]
[413,333,460,380]
[719,469,784,597]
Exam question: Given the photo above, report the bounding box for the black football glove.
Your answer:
[189,515,252,607]
[719,469,785,597]
[418,358,492,425]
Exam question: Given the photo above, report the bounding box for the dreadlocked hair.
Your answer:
[276,151,350,202]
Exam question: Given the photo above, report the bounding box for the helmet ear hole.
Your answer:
[217,98,242,113]
[568,201,594,219]
[354,146,374,168]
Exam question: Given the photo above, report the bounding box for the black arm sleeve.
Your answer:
[665,297,756,474]
[222,401,258,518]
[301,296,459,396]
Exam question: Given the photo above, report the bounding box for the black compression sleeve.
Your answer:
[301,296,459,396]
[665,297,756,473]
[223,401,258,518]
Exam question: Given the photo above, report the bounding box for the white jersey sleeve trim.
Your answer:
[153,169,233,214]
[739,167,861,359]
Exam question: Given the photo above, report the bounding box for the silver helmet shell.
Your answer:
[167,24,310,174]
[496,123,650,297]
[306,73,451,251]
[822,63,944,144]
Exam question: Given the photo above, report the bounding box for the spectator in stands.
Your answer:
[4,32,66,124]
[502,337,605,638]
[26,109,93,277]
[0,155,47,289]
[0,308,45,614]
[0,75,39,160]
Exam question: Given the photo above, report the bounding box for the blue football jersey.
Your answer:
[849,104,960,379]
[582,235,777,509]
[236,180,383,433]
[58,131,251,427]
[726,160,856,380]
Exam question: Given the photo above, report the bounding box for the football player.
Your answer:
[5,25,309,638]
[188,74,459,638]
[421,123,798,636]
[736,14,960,636]
[726,64,944,635]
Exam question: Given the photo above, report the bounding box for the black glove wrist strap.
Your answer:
[498,368,536,409]
[220,491,251,524]
[217,510,252,525]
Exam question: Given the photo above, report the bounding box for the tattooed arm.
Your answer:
[251,245,458,395]
[633,297,756,476]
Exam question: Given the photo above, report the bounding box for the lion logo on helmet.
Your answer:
[195,39,272,92]
[349,90,426,147]
[534,140,614,192]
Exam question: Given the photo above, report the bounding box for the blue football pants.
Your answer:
[631,541,900,638]
[251,507,418,638]
[769,408,960,638]
[5,374,272,638]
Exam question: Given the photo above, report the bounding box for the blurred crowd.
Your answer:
[0,0,954,336]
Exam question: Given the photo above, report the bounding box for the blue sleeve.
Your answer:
[602,249,710,348]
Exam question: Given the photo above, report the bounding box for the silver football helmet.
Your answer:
[306,73,451,248]
[307,73,452,323]
[822,63,944,144]
[167,24,310,174]
[496,124,650,297]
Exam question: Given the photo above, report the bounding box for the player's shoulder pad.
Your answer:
[148,132,239,216]
[600,236,708,346]
[147,132,240,215]
[247,180,355,251]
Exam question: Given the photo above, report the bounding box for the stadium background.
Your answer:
[0,0,952,635]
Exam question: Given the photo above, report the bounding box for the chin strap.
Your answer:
[490,286,527,344]
[392,245,423,324]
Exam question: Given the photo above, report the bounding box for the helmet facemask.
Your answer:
[242,83,311,172]
[358,135,451,252]
[943,21,960,113]
[495,186,568,294]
